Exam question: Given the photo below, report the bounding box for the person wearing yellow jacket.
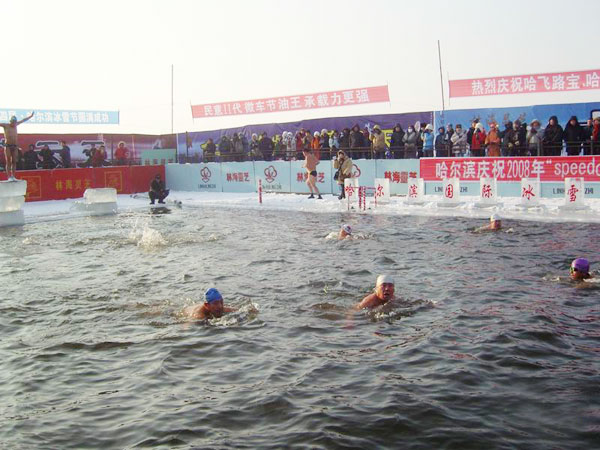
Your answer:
[333,148,353,199]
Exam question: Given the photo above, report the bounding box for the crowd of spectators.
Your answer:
[0,140,133,170]
[201,115,600,162]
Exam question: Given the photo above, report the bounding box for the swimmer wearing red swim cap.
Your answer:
[354,275,396,310]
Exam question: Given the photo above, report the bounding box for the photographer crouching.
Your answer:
[149,174,169,205]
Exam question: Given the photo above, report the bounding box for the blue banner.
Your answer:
[0,108,119,125]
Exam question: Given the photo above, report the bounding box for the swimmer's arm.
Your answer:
[17,112,34,126]
[184,304,207,320]
[223,306,237,313]
[354,293,378,311]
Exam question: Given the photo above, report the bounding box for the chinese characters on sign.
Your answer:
[420,156,600,182]
[0,108,119,125]
[567,184,579,202]
[449,69,600,98]
[191,85,390,118]
[522,185,536,200]
[481,184,492,198]
[384,171,418,183]
[297,172,325,183]
[226,172,250,182]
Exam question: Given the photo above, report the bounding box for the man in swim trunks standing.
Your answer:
[302,149,322,199]
[0,112,34,181]
[354,275,396,310]
[183,288,236,320]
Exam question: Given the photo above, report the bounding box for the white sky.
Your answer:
[5,0,600,135]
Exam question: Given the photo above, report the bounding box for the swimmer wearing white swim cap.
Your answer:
[338,224,352,240]
[475,213,502,232]
[354,275,396,310]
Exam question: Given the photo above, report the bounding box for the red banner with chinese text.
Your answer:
[420,156,600,182]
[0,165,164,201]
[449,69,600,98]
[191,85,390,118]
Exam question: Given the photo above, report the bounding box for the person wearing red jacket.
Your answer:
[114,141,130,165]
[470,123,487,157]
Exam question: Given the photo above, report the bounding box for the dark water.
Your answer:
[1,206,599,449]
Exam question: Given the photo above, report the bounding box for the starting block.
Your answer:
[73,188,118,215]
[405,178,425,205]
[437,177,462,207]
[475,177,502,208]
[516,178,541,209]
[558,177,589,211]
[0,179,27,227]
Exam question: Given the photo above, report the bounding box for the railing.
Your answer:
[181,141,600,163]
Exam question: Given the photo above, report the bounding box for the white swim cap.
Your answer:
[490,213,501,222]
[341,224,352,235]
[376,275,394,286]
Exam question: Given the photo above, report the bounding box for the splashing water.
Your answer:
[128,218,167,249]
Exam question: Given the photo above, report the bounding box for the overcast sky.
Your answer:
[4,0,600,135]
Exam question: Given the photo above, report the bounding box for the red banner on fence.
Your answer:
[191,85,390,118]
[420,156,600,182]
[449,69,600,98]
[0,165,164,201]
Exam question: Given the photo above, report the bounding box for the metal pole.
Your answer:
[437,40,445,112]
[171,64,174,134]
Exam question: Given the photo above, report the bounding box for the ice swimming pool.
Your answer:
[1,200,599,449]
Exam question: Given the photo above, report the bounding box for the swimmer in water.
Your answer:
[354,275,396,310]
[183,288,236,320]
[475,213,502,232]
[570,258,593,282]
[338,224,352,240]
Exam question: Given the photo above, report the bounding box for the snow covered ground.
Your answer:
[18,191,600,224]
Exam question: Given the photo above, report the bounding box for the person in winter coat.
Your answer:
[421,124,434,157]
[434,127,446,157]
[444,124,455,157]
[591,118,600,155]
[349,124,364,159]
[450,124,467,157]
[403,125,418,158]
[333,148,353,199]
[258,132,272,161]
[23,144,40,170]
[470,122,487,157]
[389,124,405,159]
[204,138,216,162]
[232,133,244,161]
[501,121,517,157]
[466,120,478,154]
[339,128,351,151]
[563,116,583,156]
[485,122,501,157]
[311,131,322,160]
[370,125,387,159]
[329,130,340,151]
[526,120,542,157]
[218,135,232,161]
[542,116,563,156]
[320,129,330,159]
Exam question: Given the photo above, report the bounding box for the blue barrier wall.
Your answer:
[166,160,600,198]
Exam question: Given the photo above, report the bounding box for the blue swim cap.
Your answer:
[204,288,222,303]
[10,116,17,122]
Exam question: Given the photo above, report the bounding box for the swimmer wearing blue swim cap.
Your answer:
[183,287,236,320]
[354,275,396,310]
[570,258,592,281]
